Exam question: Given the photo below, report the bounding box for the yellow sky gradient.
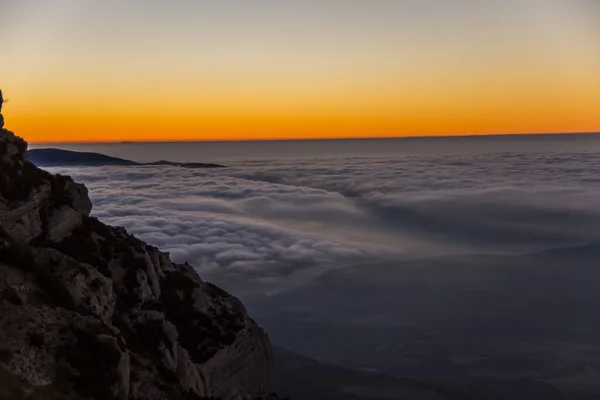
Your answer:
[1,1,599,142]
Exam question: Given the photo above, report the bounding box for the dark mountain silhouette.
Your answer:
[28,148,226,168]
[272,346,475,400]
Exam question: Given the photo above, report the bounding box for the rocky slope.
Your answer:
[0,114,274,399]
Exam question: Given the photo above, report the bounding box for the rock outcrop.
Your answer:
[0,103,275,399]
[0,90,4,129]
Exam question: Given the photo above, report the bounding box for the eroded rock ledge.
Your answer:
[0,126,274,400]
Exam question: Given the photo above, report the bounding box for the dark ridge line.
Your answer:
[27,148,226,168]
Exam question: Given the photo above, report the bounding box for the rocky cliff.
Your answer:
[0,109,274,399]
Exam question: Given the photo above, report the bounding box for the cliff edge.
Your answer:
[0,109,274,399]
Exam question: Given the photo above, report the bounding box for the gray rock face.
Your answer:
[0,128,26,168]
[0,126,275,399]
[0,129,93,244]
[204,319,273,397]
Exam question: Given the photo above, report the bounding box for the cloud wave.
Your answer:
[48,150,600,296]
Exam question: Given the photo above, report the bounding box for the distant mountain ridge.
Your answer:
[28,148,226,168]
[272,346,475,400]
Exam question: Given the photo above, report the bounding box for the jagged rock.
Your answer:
[32,248,117,323]
[0,125,274,399]
[204,318,273,397]
[0,128,26,168]
[1,89,5,129]
[0,130,92,244]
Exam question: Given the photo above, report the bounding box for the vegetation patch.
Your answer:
[0,161,51,202]
[0,348,14,363]
[0,243,37,271]
[57,329,124,400]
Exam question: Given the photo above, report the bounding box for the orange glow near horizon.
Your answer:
[10,74,600,143]
[1,1,599,143]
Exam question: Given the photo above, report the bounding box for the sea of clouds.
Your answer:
[48,150,600,297]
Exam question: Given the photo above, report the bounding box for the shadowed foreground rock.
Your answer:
[0,119,275,399]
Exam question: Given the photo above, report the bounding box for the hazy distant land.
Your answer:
[28,148,225,168]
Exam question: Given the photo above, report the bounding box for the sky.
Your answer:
[1,0,599,142]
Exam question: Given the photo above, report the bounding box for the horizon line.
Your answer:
[27,131,600,145]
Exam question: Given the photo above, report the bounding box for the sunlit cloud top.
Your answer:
[1,0,599,142]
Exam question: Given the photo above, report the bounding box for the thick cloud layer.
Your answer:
[49,150,600,296]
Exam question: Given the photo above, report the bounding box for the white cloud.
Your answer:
[48,151,600,296]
